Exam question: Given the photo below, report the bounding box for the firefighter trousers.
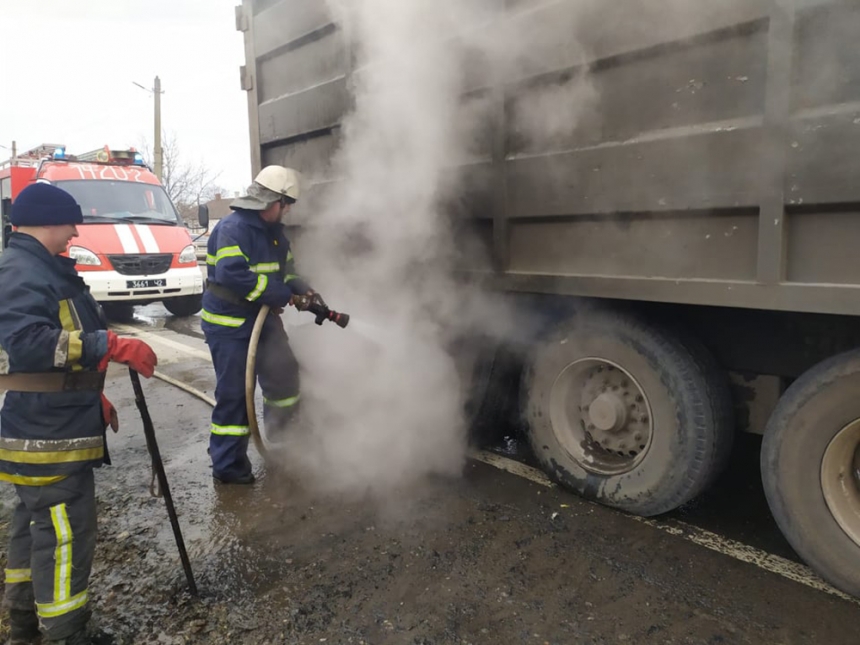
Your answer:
[4,470,97,640]
[207,318,300,481]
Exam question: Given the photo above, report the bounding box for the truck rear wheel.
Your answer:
[163,294,202,318]
[761,349,860,598]
[523,307,733,516]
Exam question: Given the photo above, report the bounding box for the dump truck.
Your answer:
[235,0,860,598]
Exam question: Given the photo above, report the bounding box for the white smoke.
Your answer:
[278,0,597,497]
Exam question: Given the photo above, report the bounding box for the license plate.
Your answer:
[126,279,166,289]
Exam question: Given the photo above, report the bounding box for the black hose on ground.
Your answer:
[128,368,198,596]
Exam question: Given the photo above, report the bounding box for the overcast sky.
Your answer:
[0,0,252,195]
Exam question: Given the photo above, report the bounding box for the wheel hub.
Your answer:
[550,358,654,476]
[588,393,628,432]
[821,419,860,549]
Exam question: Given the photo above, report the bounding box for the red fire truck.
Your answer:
[0,144,204,317]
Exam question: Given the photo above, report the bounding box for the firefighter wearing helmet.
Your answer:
[201,166,314,484]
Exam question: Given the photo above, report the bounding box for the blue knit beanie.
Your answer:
[11,183,83,226]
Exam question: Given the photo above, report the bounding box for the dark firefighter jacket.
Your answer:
[202,208,311,339]
[0,233,109,486]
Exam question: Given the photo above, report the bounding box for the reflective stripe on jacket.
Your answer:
[201,208,311,339]
[0,233,109,484]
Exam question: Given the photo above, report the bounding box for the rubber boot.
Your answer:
[7,608,40,645]
[213,471,256,485]
[212,453,256,485]
[47,628,90,645]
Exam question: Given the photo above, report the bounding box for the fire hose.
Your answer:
[245,293,349,459]
[245,304,270,458]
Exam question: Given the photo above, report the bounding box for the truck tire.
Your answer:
[471,344,525,447]
[454,337,524,447]
[523,307,733,516]
[163,294,202,318]
[761,349,860,598]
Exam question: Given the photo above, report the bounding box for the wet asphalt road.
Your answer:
[0,302,858,644]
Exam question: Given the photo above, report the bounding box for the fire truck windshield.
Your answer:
[54,180,181,225]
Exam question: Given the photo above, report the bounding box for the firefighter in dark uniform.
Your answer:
[0,183,157,644]
[202,166,313,484]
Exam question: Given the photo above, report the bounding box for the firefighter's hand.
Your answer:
[292,290,323,311]
[101,393,119,433]
[291,294,311,311]
[99,331,158,378]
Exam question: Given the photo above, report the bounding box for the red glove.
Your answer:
[101,393,119,433]
[98,331,157,378]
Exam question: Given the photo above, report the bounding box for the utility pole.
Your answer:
[133,76,164,181]
[153,76,163,182]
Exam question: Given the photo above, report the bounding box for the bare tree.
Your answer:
[140,131,222,224]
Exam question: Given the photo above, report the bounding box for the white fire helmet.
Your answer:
[255,165,301,202]
[231,165,301,210]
